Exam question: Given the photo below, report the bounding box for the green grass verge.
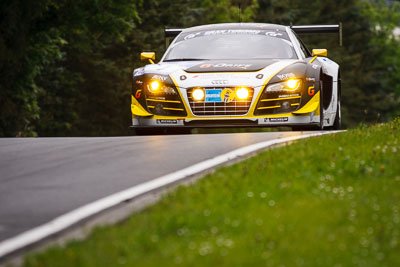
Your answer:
[24,119,400,267]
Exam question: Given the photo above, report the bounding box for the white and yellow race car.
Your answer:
[131,23,342,134]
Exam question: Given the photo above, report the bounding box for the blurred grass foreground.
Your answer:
[25,119,400,266]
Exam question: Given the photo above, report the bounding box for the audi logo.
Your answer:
[211,80,228,85]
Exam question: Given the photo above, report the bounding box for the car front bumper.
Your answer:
[131,113,320,128]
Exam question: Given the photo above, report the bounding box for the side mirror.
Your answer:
[312,49,328,57]
[140,52,155,64]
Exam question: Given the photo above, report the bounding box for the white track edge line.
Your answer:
[0,131,341,258]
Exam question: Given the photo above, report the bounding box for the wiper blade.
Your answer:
[163,58,209,62]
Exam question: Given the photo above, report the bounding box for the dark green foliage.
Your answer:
[0,0,60,136]
[0,0,399,136]
[0,0,140,137]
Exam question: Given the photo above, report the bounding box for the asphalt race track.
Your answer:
[0,131,323,244]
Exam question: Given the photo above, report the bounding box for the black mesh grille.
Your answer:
[145,87,187,117]
[187,87,254,116]
[254,91,301,115]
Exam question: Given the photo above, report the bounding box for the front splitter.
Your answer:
[131,114,320,128]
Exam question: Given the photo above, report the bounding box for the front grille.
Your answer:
[187,87,254,116]
[254,91,301,115]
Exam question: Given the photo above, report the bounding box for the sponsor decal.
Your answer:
[312,64,318,70]
[176,30,289,44]
[205,89,222,102]
[211,80,228,85]
[256,74,264,79]
[308,85,315,96]
[204,30,261,36]
[135,80,143,84]
[215,63,251,69]
[152,74,167,81]
[265,31,283,37]
[205,73,249,79]
[156,119,178,124]
[199,63,252,70]
[135,89,142,99]
[277,73,295,80]
[265,117,289,122]
[306,77,316,82]
[182,30,287,39]
[193,75,200,78]
[220,89,235,103]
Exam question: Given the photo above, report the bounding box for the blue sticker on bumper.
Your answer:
[205,89,222,102]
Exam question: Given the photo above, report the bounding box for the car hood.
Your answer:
[134,59,301,89]
[183,59,278,72]
[140,59,281,75]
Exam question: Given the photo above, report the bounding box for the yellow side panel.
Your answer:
[315,102,321,115]
[131,96,152,117]
[293,91,320,114]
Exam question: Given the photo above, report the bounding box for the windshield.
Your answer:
[164,30,297,61]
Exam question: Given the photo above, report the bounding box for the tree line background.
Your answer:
[1,0,399,137]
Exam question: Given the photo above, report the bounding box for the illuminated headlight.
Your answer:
[147,80,176,94]
[266,79,302,92]
[235,87,249,100]
[149,80,160,91]
[192,88,205,101]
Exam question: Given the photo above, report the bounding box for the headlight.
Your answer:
[235,87,249,100]
[266,78,302,92]
[147,79,176,94]
[287,79,300,89]
[149,80,160,91]
[192,88,205,101]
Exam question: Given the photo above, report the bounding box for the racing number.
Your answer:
[308,86,315,96]
[135,89,142,99]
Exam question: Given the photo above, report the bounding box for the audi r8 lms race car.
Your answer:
[131,23,342,134]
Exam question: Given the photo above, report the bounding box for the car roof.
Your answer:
[182,23,288,33]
